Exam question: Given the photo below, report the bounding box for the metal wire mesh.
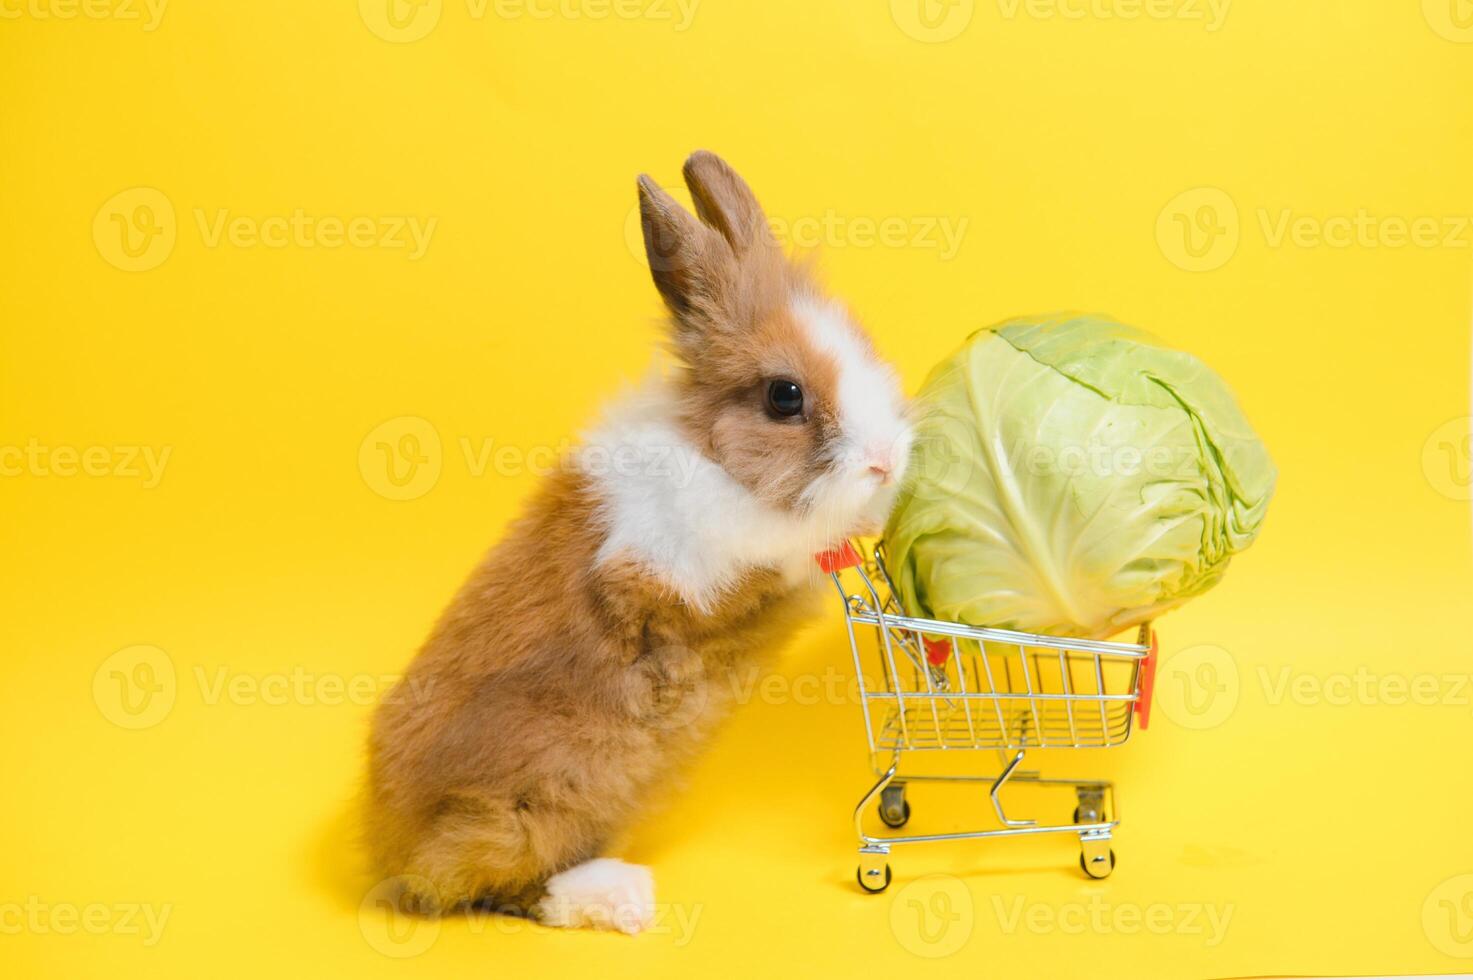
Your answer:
[834,543,1150,752]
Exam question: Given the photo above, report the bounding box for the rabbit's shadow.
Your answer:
[305,767,737,913]
[307,793,377,914]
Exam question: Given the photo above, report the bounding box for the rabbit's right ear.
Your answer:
[638,174,726,321]
[681,150,773,256]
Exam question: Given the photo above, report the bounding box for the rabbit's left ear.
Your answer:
[682,151,774,256]
[637,173,721,322]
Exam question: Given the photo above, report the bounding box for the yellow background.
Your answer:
[3,0,1472,976]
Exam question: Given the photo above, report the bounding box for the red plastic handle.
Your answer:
[923,637,953,667]
[1134,628,1158,730]
[815,540,863,574]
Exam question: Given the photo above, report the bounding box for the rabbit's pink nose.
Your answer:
[867,462,894,485]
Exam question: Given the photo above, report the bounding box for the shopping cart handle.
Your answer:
[815,540,863,573]
[1134,628,1158,730]
[923,637,953,667]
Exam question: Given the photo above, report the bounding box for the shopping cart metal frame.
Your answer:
[820,540,1157,893]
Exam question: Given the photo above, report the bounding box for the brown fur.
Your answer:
[366,151,888,917]
[366,468,818,914]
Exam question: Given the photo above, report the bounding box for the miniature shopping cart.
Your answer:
[818,540,1157,893]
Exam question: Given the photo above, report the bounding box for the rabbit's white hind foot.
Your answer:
[535,858,655,935]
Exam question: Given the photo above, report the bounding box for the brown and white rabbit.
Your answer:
[366,151,912,934]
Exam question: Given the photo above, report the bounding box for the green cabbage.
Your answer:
[884,314,1276,640]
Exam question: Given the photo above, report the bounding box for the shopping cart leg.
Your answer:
[853,755,900,841]
[989,750,1037,828]
[854,756,900,893]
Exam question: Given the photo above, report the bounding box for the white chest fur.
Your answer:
[581,381,822,613]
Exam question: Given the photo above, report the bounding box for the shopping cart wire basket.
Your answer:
[818,539,1157,892]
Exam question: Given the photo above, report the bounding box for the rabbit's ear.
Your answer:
[682,151,773,255]
[638,174,724,319]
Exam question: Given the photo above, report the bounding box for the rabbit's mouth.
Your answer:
[794,450,909,543]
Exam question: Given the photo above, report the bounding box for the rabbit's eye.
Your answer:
[765,379,805,419]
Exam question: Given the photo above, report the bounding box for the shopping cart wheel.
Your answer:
[879,784,910,828]
[856,863,893,893]
[1079,847,1116,879]
[1074,786,1106,825]
[879,800,911,829]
